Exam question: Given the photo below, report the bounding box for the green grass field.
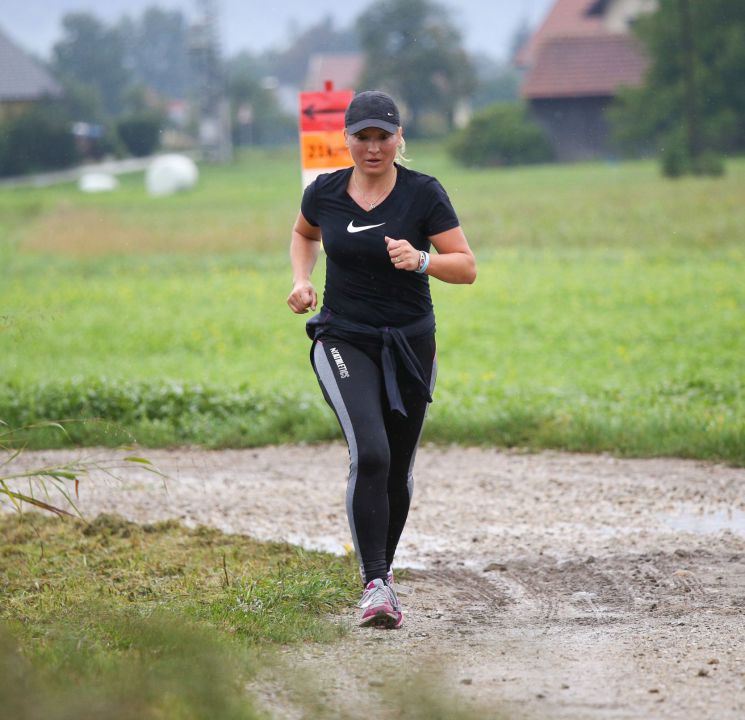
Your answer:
[1,145,743,462]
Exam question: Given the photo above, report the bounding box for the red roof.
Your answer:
[522,33,648,99]
[516,0,603,68]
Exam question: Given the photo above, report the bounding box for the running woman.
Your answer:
[287,91,476,628]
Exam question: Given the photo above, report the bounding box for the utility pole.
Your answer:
[189,0,232,163]
[678,0,700,164]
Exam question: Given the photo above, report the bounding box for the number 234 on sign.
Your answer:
[300,131,352,170]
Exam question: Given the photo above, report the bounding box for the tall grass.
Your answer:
[2,147,744,462]
[1,512,498,719]
[0,511,356,717]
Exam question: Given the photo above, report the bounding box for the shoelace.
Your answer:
[358,582,393,609]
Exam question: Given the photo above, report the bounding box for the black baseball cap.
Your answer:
[345,91,401,135]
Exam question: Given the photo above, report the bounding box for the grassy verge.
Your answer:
[1,511,500,719]
[2,148,744,462]
[1,511,358,718]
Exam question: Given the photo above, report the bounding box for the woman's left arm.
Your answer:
[426,227,476,284]
[386,226,476,284]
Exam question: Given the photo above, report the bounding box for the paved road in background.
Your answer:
[0,154,171,189]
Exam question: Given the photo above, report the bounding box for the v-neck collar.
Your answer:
[344,164,401,214]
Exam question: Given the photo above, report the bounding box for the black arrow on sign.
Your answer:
[303,104,345,120]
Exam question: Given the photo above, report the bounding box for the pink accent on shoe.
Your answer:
[390,608,404,629]
[358,578,403,629]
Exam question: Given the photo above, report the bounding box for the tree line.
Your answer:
[46,1,513,144]
[1,0,524,175]
[2,0,743,176]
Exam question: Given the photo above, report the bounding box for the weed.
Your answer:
[0,420,163,515]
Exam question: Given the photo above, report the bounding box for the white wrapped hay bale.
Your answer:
[145,154,199,197]
[78,172,119,193]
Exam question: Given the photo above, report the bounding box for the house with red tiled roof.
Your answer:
[519,0,656,160]
[516,0,604,69]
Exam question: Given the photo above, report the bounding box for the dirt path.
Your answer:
[9,444,745,719]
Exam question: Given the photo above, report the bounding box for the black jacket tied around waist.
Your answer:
[306,308,435,417]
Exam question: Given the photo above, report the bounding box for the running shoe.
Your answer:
[357,578,403,629]
[360,567,396,587]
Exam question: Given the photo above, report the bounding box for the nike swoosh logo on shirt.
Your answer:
[347,221,386,234]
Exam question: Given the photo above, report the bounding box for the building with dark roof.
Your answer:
[0,25,62,122]
[519,0,655,160]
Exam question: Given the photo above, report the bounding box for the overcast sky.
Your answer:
[2,0,555,61]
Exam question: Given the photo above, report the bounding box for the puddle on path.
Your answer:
[284,533,347,556]
[658,507,745,535]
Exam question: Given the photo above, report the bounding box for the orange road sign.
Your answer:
[301,131,351,169]
[299,85,354,187]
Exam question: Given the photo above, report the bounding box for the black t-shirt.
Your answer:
[301,163,459,326]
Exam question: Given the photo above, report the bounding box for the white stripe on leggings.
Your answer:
[312,341,363,572]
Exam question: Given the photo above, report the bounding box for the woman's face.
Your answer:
[346,127,401,176]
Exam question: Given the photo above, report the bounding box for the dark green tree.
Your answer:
[356,0,476,136]
[52,13,129,116]
[117,112,164,156]
[225,53,296,146]
[117,8,191,100]
[610,0,745,159]
[0,102,79,177]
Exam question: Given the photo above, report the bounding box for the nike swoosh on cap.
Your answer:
[347,221,386,234]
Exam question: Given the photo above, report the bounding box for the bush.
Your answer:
[659,133,726,178]
[660,137,690,178]
[448,102,553,167]
[116,112,163,157]
[0,103,79,177]
[693,150,725,177]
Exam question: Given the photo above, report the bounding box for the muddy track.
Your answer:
[7,445,745,719]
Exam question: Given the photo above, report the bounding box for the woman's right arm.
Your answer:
[287,212,322,314]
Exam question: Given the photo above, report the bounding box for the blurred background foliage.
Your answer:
[1,0,743,176]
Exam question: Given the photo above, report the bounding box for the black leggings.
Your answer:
[311,334,436,585]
